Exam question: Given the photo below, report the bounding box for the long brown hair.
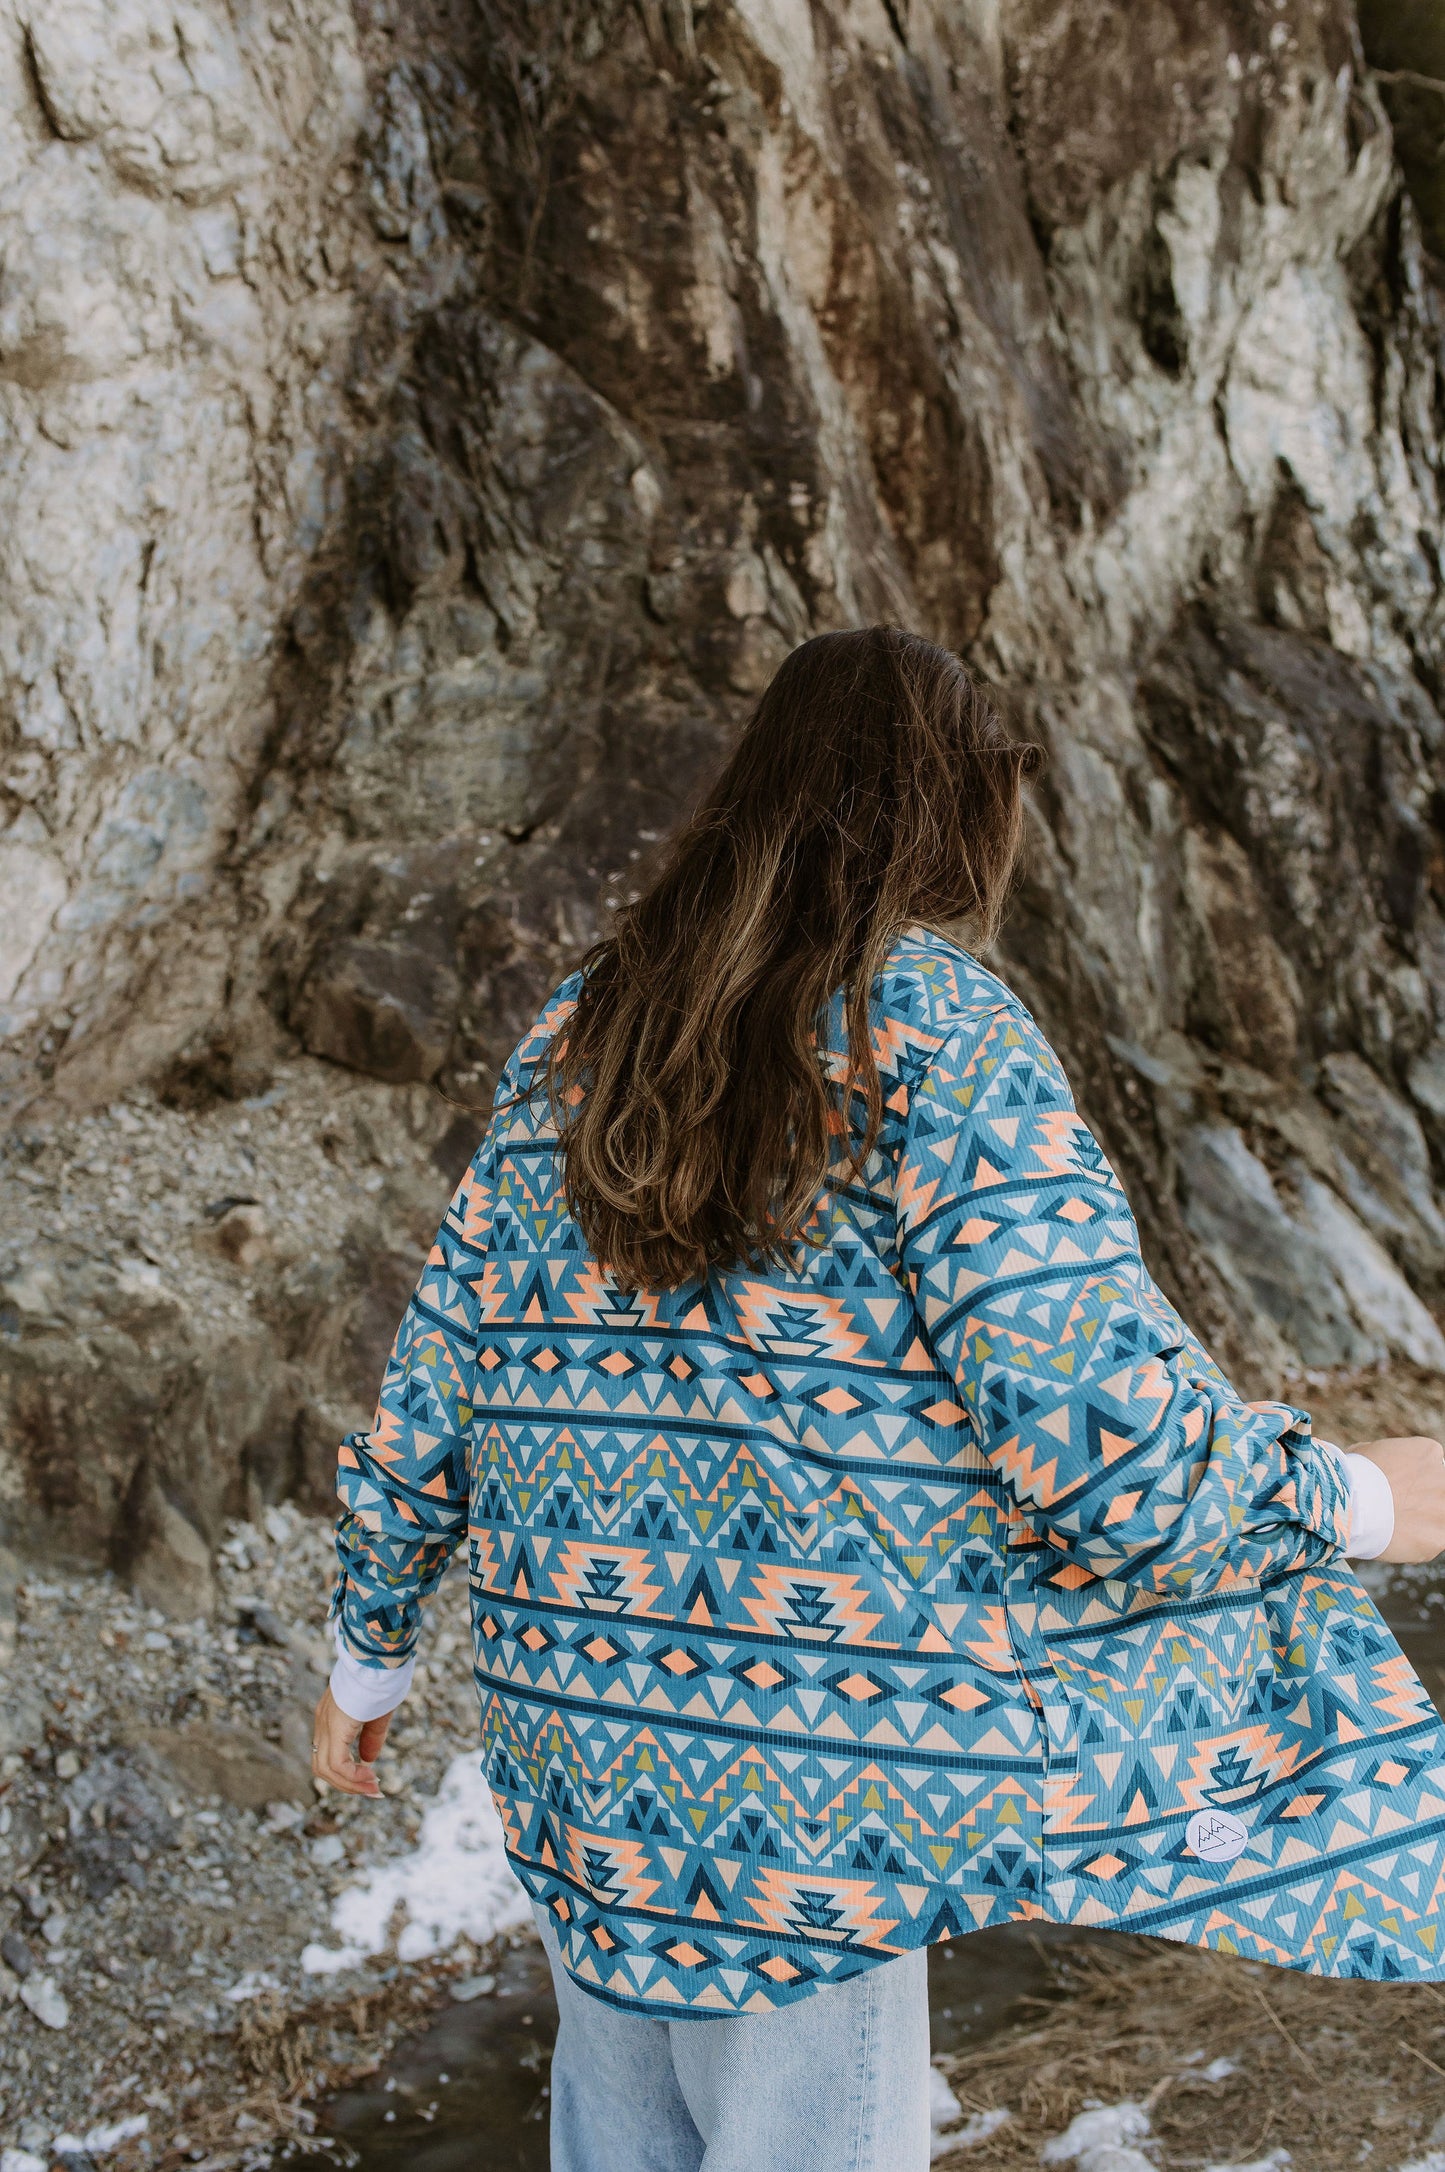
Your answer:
[546,625,1041,1287]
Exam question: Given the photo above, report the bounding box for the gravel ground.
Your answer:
[0,1057,476,1593]
[0,1063,450,1284]
[0,1504,511,2172]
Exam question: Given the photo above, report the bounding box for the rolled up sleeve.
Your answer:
[895,1006,1351,1595]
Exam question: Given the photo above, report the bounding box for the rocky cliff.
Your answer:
[5,0,1445,1591]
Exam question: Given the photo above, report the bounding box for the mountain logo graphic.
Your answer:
[1186,1808,1250,1863]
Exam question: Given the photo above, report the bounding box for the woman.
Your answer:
[314,627,1445,2172]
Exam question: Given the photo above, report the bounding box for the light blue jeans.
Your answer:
[532,1903,931,2172]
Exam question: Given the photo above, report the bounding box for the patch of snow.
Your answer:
[1041,2103,1151,2161]
[930,2069,963,2130]
[1200,2057,1238,2082]
[301,1938,365,1978]
[1072,2151,1153,2172]
[929,2064,1012,2155]
[224,1970,283,2003]
[932,2107,1010,2159]
[1040,2101,1154,2172]
[1396,2156,1445,2172]
[3,2154,48,2172]
[52,2119,148,2157]
[300,1752,531,1974]
[1202,2153,1290,2172]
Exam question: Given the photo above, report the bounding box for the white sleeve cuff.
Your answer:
[329,1623,416,1722]
[1319,1442,1396,1561]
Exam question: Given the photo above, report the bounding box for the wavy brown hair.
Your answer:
[545,625,1041,1287]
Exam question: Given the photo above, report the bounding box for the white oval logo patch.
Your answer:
[1187,1809,1250,1863]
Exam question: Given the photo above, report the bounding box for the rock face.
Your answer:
[5,0,1445,1563]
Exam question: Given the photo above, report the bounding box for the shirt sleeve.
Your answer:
[329,1626,417,1721]
[328,1142,492,1671]
[894,1005,1352,1596]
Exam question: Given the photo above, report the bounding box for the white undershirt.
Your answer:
[329,1625,416,1721]
[326,1448,1396,1721]
[1333,1446,1396,1562]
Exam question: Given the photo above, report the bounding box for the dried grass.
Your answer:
[935,1933,1445,2170]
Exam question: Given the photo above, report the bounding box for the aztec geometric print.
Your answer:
[333,926,1445,2015]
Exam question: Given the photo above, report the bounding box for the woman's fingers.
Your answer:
[311,1686,387,1797]
[357,1712,394,1767]
[1350,1436,1445,1564]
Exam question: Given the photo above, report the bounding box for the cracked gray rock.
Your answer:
[8,0,1445,1564]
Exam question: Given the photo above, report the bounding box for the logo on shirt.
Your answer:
[1186,1809,1250,1863]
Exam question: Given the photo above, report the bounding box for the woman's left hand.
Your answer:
[311,1684,392,1797]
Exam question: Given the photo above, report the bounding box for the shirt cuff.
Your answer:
[329,1623,416,1722]
[1319,1441,1396,1561]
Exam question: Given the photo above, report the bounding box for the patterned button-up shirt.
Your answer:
[332,927,1445,2012]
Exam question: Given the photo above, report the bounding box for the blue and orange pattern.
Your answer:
[332,927,1445,2011]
